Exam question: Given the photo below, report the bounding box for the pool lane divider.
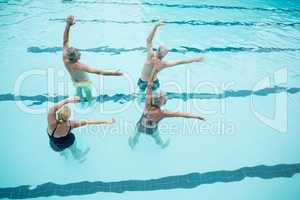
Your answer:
[27,46,300,55]
[0,163,300,199]
[0,86,299,106]
[49,18,300,27]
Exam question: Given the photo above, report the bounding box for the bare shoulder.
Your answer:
[159,60,167,67]
[156,109,167,120]
[160,109,172,117]
[48,122,57,132]
[66,61,80,69]
[47,114,58,130]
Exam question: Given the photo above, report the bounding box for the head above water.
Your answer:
[57,106,71,123]
[156,44,168,59]
[152,90,167,107]
[67,47,81,62]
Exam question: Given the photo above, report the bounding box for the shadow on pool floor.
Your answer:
[0,163,299,199]
[0,86,299,106]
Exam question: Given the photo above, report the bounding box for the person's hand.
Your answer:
[197,116,205,121]
[193,56,204,62]
[107,118,116,124]
[66,15,75,26]
[67,96,80,102]
[155,19,165,27]
[113,70,123,76]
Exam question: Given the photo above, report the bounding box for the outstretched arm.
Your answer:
[72,63,123,76]
[70,118,115,128]
[160,56,203,70]
[47,96,80,125]
[146,19,164,62]
[161,110,205,120]
[63,15,75,50]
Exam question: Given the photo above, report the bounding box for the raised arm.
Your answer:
[70,118,115,128]
[161,110,205,120]
[146,19,164,62]
[145,67,159,110]
[47,96,80,125]
[160,56,203,70]
[63,15,75,50]
[72,63,123,76]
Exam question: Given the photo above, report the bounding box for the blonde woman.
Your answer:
[47,96,115,159]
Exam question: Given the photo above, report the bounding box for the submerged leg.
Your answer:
[76,86,84,100]
[69,142,90,162]
[128,129,141,149]
[83,87,93,104]
[59,149,69,160]
[152,131,170,149]
[76,86,89,108]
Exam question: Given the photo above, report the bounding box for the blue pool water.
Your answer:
[0,0,300,199]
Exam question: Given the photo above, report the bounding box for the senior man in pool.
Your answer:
[63,15,123,103]
[138,19,204,92]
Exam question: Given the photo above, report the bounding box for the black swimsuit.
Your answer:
[136,114,158,135]
[136,111,159,135]
[48,122,75,152]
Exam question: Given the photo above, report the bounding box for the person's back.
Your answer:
[47,96,115,160]
[138,19,203,92]
[63,57,89,82]
[47,103,77,153]
[48,121,71,138]
[140,56,161,81]
[143,106,163,124]
[141,62,154,81]
[62,16,123,102]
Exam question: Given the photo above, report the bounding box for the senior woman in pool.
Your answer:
[129,68,205,149]
[47,96,115,160]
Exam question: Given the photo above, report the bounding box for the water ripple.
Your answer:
[61,1,300,13]
[0,86,298,106]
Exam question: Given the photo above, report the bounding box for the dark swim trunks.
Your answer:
[48,124,75,152]
[137,78,160,91]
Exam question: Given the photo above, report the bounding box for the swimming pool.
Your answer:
[1,0,300,199]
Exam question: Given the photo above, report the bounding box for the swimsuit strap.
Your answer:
[67,120,72,134]
[51,121,72,137]
[50,123,59,137]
